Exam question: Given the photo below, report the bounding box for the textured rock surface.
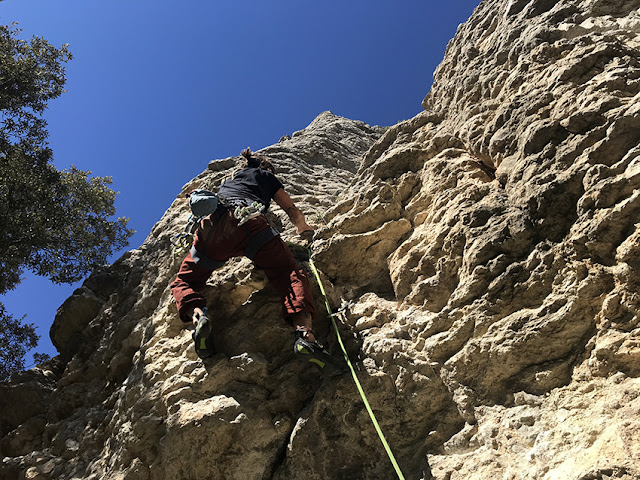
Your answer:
[3,0,640,478]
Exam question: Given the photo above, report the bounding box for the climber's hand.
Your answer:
[299,229,314,245]
[191,307,206,327]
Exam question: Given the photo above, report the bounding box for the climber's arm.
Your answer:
[273,188,314,235]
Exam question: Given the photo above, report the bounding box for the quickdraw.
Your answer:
[171,215,198,258]
[171,232,193,258]
[233,201,264,226]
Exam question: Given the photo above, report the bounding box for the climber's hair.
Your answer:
[240,147,275,173]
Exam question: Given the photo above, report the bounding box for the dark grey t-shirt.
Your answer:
[219,167,284,208]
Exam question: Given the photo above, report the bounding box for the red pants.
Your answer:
[171,212,315,323]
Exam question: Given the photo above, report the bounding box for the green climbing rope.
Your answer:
[307,249,406,480]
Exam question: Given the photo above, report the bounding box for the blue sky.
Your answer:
[0,0,480,365]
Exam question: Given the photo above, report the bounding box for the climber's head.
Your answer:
[240,147,275,173]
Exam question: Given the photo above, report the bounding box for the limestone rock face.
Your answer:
[2,0,640,479]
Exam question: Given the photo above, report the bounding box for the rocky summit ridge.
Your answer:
[2,0,640,479]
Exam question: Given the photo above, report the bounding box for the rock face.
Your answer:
[2,0,640,479]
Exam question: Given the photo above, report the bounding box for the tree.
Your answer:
[0,304,38,381]
[0,24,134,380]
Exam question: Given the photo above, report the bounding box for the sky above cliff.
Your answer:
[0,0,480,365]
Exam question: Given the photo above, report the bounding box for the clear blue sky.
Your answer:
[0,0,480,366]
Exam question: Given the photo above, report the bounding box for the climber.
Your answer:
[170,148,334,370]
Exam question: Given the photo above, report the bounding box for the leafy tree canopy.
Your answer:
[0,24,134,380]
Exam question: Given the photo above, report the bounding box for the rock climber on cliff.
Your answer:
[170,148,333,370]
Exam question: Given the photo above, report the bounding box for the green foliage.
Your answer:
[32,352,51,365]
[0,304,38,381]
[0,24,134,379]
[0,23,71,151]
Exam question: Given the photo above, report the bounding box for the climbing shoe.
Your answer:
[293,331,345,375]
[192,315,215,359]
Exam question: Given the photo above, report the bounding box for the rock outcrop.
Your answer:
[2,0,640,479]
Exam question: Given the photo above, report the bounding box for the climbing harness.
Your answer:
[173,189,280,266]
[225,198,280,259]
[306,247,407,480]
